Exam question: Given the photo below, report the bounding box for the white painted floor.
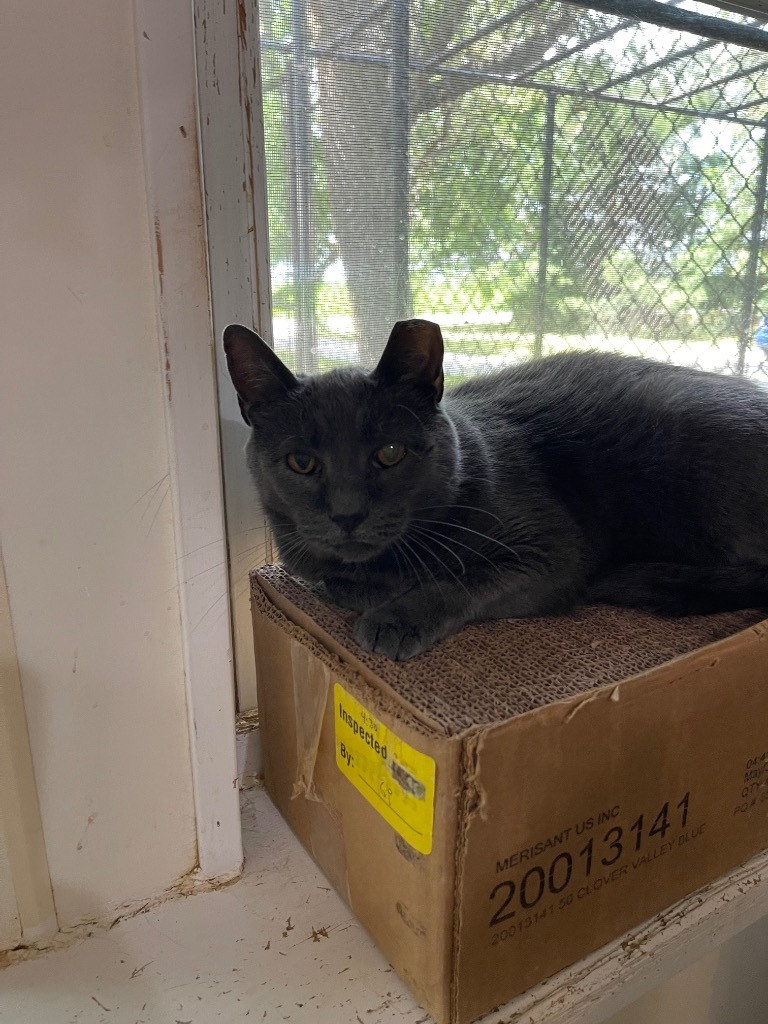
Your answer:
[0,786,430,1024]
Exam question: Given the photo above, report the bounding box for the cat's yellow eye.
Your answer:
[375,443,407,467]
[286,452,317,475]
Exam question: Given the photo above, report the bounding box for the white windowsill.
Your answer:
[3,784,768,1024]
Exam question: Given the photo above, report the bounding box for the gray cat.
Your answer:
[224,318,768,661]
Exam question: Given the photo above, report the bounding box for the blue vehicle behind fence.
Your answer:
[755,316,768,354]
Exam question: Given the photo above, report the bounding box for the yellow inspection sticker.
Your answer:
[334,682,436,854]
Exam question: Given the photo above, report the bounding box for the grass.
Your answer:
[272,281,764,379]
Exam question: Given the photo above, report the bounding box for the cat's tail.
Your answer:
[587,562,768,615]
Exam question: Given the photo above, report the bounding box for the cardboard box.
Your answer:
[251,566,768,1024]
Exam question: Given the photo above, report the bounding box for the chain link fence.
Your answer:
[259,0,768,385]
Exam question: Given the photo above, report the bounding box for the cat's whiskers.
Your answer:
[392,403,427,430]
[174,524,266,564]
[410,524,509,577]
[408,525,466,575]
[190,579,239,635]
[276,532,311,564]
[390,543,406,580]
[164,536,269,597]
[230,540,275,563]
[407,531,474,602]
[187,535,285,627]
[414,517,525,563]
[416,503,505,526]
[393,537,426,594]
[417,528,514,585]
[273,524,301,542]
[399,535,449,607]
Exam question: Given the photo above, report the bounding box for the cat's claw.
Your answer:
[353,608,434,661]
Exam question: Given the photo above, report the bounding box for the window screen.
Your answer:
[258,0,768,382]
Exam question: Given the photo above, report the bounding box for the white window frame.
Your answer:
[133,0,245,880]
[193,0,275,715]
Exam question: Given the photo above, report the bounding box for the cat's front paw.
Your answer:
[354,607,439,661]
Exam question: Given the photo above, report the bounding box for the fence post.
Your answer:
[535,90,557,358]
[392,0,412,319]
[737,118,768,376]
[287,0,316,372]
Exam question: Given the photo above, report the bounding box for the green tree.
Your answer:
[260,1,768,357]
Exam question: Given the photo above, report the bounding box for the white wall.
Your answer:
[0,2,197,929]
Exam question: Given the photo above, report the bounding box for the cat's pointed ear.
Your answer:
[374,319,444,401]
[223,324,298,425]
